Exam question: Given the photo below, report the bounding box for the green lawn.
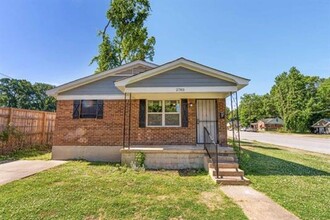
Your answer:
[0,161,247,220]
[238,141,330,220]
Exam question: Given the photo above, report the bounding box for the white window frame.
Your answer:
[146,100,181,127]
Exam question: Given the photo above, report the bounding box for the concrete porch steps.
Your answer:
[215,176,250,185]
[213,168,245,176]
[205,149,250,185]
[209,162,239,169]
[217,156,238,162]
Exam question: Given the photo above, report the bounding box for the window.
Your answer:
[80,100,98,118]
[147,100,180,126]
[73,100,103,119]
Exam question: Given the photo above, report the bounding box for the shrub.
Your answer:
[130,152,146,171]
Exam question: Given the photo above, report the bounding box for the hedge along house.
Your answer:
[47,58,250,183]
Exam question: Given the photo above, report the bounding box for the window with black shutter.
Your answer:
[145,100,181,127]
[73,100,104,119]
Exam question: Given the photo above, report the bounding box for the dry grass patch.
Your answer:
[199,189,224,211]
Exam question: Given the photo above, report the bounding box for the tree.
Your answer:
[238,92,280,127]
[0,78,56,111]
[0,78,34,109]
[270,67,324,132]
[239,67,327,133]
[316,77,330,118]
[31,83,57,111]
[261,93,278,118]
[238,93,265,127]
[91,0,156,73]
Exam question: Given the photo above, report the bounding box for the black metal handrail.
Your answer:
[203,127,219,178]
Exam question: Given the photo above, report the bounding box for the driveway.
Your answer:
[0,160,66,185]
[237,131,330,154]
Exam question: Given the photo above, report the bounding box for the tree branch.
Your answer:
[102,19,111,38]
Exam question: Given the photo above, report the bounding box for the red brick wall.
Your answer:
[53,100,125,146]
[217,99,227,145]
[265,124,283,131]
[54,99,227,146]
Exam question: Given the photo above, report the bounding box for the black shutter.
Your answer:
[96,100,104,119]
[73,100,80,119]
[181,99,188,127]
[139,99,146,128]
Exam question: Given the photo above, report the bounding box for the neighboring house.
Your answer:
[251,117,283,131]
[47,57,250,171]
[311,119,330,134]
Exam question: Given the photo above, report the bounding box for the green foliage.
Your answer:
[0,124,23,143]
[135,151,146,167]
[0,124,25,154]
[239,93,278,127]
[0,146,51,161]
[0,78,56,111]
[316,78,330,118]
[91,0,156,73]
[270,67,326,132]
[239,67,329,132]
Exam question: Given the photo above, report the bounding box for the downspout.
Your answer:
[128,93,132,149]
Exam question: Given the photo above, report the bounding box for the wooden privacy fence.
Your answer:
[0,107,56,154]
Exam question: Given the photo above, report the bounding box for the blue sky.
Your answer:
[0,0,329,96]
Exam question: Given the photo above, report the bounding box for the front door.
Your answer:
[196,100,218,143]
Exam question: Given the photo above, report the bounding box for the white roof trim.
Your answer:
[115,58,250,90]
[57,95,125,100]
[46,60,157,97]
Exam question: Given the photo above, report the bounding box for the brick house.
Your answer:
[311,119,330,134]
[251,117,284,131]
[47,58,250,173]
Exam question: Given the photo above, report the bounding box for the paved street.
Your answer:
[237,131,330,154]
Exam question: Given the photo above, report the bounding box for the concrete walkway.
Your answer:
[0,160,66,185]
[221,186,299,220]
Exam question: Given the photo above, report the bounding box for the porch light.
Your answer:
[189,102,193,107]
[219,112,225,119]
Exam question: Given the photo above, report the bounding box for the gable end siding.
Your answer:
[59,76,124,96]
[126,67,237,88]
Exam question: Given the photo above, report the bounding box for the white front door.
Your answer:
[196,100,218,143]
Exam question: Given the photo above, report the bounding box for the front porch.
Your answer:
[121,144,250,185]
[120,144,238,169]
[121,145,206,169]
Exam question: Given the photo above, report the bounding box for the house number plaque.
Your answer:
[176,88,185,92]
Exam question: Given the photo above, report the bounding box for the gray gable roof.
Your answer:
[260,118,284,125]
[311,119,330,127]
[126,67,237,88]
[47,57,250,98]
